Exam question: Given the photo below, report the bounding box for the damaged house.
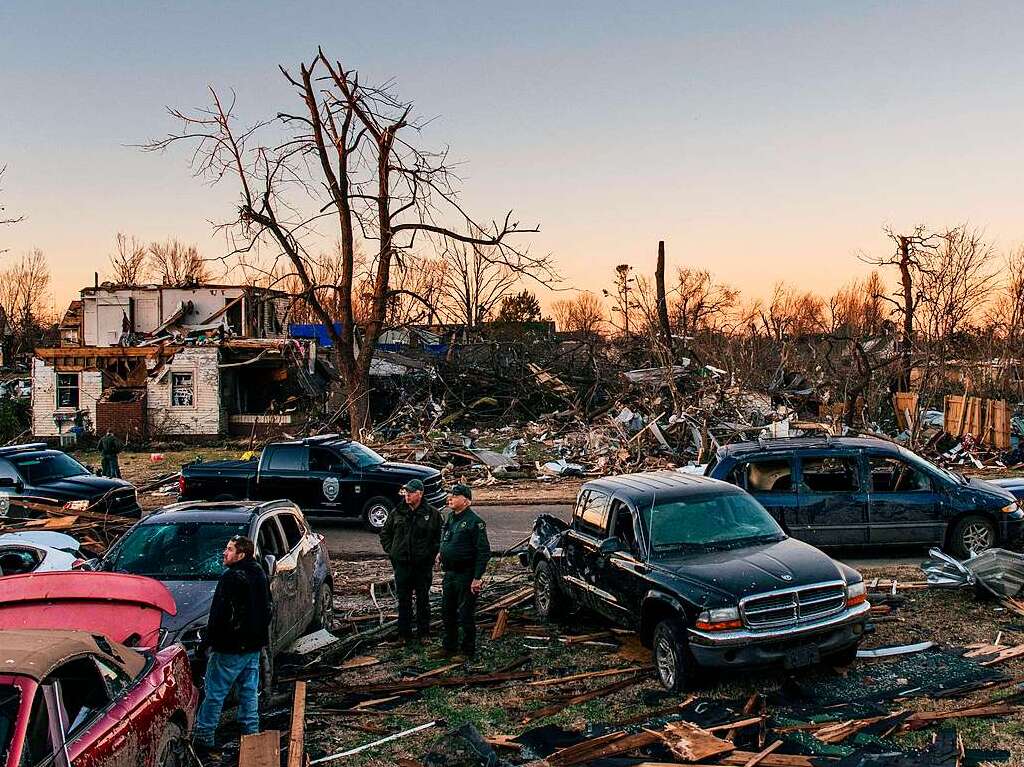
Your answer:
[31,283,317,441]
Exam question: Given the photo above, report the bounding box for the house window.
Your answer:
[170,372,194,407]
[56,373,80,408]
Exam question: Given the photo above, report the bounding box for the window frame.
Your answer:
[276,513,303,552]
[255,516,287,559]
[797,453,863,494]
[169,370,195,409]
[732,456,797,494]
[867,454,934,494]
[55,373,80,410]
[263,445,309,473]
[573,490,611,538]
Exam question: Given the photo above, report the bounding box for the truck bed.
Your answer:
[185,459,259,473]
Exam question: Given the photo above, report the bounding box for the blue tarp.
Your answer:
[289,323,344,347]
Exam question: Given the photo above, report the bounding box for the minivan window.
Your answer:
[733,458,794,493]
[869,456,931,493]
[800,456,861,493]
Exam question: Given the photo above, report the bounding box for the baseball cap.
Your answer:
[402,478,425,492]
[449,483,473,500]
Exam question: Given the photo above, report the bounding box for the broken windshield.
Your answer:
[109,521,248,580]
[641,492,785,557]
[338,442,385,469]
[9,453,89,484]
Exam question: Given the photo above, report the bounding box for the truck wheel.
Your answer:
[362,497,393,533]
[308,582,334,632]
[534,560,567,622]
[156,721,187,767]
[949,515,996,558]
[653,618,698,693]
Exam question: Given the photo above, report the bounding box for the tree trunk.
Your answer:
[655,240,674,359]
[898,236,914,390]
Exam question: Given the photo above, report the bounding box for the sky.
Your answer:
[2,0,1023,314]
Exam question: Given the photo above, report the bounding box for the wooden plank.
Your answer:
[743,741,784,767]
[490,609,508,640]
[523,673,649,724]
[35,345,182,359]
[239,730,280,767]
[286,682,306,767]
[720,753,818,767]
[527,665,653,687]
[655,720,734,761]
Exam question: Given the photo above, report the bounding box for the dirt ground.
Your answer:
[266,557,1024,767]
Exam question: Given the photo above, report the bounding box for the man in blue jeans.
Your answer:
[192,535,272,756]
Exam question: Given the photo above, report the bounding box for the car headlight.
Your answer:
[1000,502,1022,514]
[846,581,867,607]
[695,606,742,631]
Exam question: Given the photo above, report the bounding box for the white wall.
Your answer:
[31,358,103,437]
[145,347,223,436]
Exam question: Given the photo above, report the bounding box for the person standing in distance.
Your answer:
[192,535,272,756]
[436,484,490,660]
[97,428,123,479]
[380,478,443,645]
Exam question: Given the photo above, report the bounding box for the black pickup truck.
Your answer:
[178,435,445,531]
[523,471,870,691]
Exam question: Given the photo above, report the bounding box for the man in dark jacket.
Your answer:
[97,429,123,479]
[436,484,490,660]
[192,535,272,752]
[380,478,443,644]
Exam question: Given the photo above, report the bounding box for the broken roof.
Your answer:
[0,628,145,681]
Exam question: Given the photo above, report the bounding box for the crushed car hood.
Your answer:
[652,537,845,602]
[157,580,218,640]
[0,571,176,647]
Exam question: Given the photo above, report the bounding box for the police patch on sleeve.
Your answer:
[322,476,340,501]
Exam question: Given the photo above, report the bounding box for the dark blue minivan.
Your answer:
[705,436,1023,557]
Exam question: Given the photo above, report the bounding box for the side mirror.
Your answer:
[0,477,20,491]
[599,537,623,555]
[263,554,277,577]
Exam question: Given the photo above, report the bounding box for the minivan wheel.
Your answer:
[653,618,696,693]
[534,560,566,623]
[950,515,996,558]
[362,497,393,533]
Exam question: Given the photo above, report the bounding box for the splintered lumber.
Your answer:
[720,753,818,767]
[963,642,1024,665]
[527,665,654,687]
[286,682,306,767]
[561,630,615,644]
[547,730,657,767]
[309,721,437,765]
[707,717,764,733]
[337,656,380,671]
[900,703,1019,732]
[742,741,783,767]
[490,609,509,640]
[654,720,734,762]
[522,673,649,724]
[479,586,533,614]
[411,662,463,680]
[239,730,281,767]
[335,669,534,695]
[812,716,888,744]
[725,693,760,740]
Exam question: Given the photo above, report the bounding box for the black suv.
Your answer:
[705,437,1023,557]
[523,471,869,691]
[0,443,141,519]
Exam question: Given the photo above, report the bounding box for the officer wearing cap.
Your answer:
[435,483,491,659]
[380,478,442,645]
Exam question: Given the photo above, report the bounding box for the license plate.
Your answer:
[784,645,820,669]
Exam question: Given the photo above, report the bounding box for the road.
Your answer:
[314,503,926,567]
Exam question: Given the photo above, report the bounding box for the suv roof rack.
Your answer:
[304,434,348,444]
[0,443,49,455]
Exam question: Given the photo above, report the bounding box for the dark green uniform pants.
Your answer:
[393,560,432,638]
[101,455,121,479]
[441,571,477,654]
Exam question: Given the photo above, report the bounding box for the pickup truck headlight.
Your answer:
[695,607,743,631]
[846,581,867,607]
[1000,501,1022,514]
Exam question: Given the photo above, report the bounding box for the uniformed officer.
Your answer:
[435,483,491,660]
[380,478,443,645]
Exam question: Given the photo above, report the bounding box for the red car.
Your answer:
[0,572,199,767]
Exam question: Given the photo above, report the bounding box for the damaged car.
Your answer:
[0,571,198,767]
[523,471,870,692]
[0,532,83,576]
[85,499,334,689]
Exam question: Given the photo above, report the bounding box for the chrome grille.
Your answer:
[740,581,847,629]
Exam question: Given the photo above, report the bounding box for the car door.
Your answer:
[560,490,610,610]
[254,515,298,650]
[866,453,945,545]
[276,511,315,630]
[307,447,352,516]
[793,452,869,546]
[724,455,799,532]
[256,445,313,506]
[49,656,139,767]
[590,498,646,629]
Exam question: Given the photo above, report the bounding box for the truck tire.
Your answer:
[653,618,699,693]
[534,559,567,622]
[949,515,996,558]
[362,497,393,533]
[156,721,187,767]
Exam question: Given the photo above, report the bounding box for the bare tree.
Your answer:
[986,245,1024,350]
[1,166,24,256]
[0,249,53,354]
[144,48,555,434]
[603,264,640,336]
[552,291,605,336]
[438,238,517,328]
[757,283,825,342]
[827,271,887,337]
[917,225,996,342]
[148,238,212,286]
[107,233,149,285]
[671,267,739,339]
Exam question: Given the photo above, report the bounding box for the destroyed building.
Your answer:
[30,283,314,441]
